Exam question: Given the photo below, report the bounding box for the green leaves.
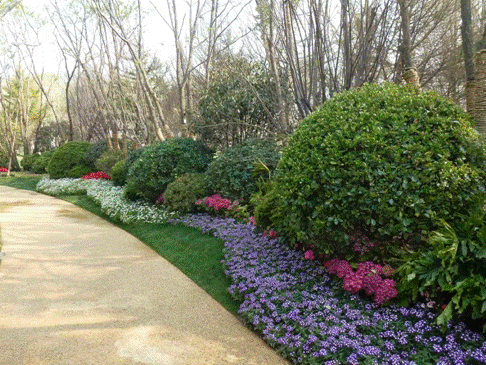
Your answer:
[48,141,92,179]
[398,200,486,332]
[255,82,486,261]
[124,138,214,202]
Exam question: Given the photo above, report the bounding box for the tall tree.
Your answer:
[461,0,476,120]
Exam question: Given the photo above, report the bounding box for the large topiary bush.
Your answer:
[124,138,214,202]
[204,139,281,201]
[255,82,486,256]
[48,141,92,179]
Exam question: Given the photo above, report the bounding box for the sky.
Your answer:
[18,0,178,75]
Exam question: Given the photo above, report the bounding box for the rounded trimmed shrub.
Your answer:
[255,82,486,256]
[114,146,147,187]
[21,154,39,172]
[111,159,126,186]
[31,150,55,174]
[48,141,92,179]
[124,138,214,202]
[95,149,125,175]
[204,139,281,201]
[83,139,108,169]
[162,173,208,213]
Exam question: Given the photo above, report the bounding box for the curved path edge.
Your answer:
[0,186,289,365]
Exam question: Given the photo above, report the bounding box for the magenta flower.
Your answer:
[304,250,315,260]
[82,171,111,180]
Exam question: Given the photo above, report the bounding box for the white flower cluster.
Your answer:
[36,177,96,196]
[86,180,177,224]
[35,177,177,224]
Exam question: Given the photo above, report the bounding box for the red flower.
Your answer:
[82,171,111,180]
[0,167,8,172]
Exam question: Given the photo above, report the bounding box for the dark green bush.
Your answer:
[204,139,280,201]
[83,139,108,169]
[114,146,147,187]
[163,173,208,213]
[67,165,93,178]
[31,150,54,174]
[255,82,486,256]
[95,149,125,175]
[397,199,486,332]
[111,159,126,186]
[48,141,92,179]
[124,138,214,202]
[21,154,39,172]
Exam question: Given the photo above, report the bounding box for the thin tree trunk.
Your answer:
[461,0,476,119]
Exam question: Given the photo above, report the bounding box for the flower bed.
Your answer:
[36,177,96,196]
[171,214,486,365]
[0,167,7,172]
[35,178,176,224]
[86,180,176,224]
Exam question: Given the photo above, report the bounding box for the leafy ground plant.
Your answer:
[398,198,486,332]
[172,214,486,365]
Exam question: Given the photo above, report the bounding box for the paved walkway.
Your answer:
[0,186,289,365]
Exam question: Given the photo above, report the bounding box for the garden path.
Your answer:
[0,186,289,365]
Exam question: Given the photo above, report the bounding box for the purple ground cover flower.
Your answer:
[170,214,486,364]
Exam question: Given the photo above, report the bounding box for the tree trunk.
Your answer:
[473,50,486,134]
[461,0,476,120]
[341,0,352,90]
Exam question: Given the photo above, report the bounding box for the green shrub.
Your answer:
[21,154,40,172]
[83,139,108,168]
[124,138,214,202]
[48,141,92,179]
[111,159,126,186]
[31,150,54,174]
[397,199,486,332]
[204,139,280,201]
[67,165,93,178]
[95,149,125,175]
[255,82,486,256]
[163,173,208,213]
[114,146,146,187]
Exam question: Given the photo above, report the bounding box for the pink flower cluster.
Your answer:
[304,250,315,260]
[156,194,164,204]
[247,216,256,225]
[82,171,111,180]
[263,230,279,239]
[0,167,7,172]
[196,195,245,219]
[324,259,397,305]
[203,195,232,211]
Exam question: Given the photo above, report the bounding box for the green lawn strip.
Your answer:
[0,175,241,316]
[0,173,43,191]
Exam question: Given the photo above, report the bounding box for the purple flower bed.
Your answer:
[170,214,486,365]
